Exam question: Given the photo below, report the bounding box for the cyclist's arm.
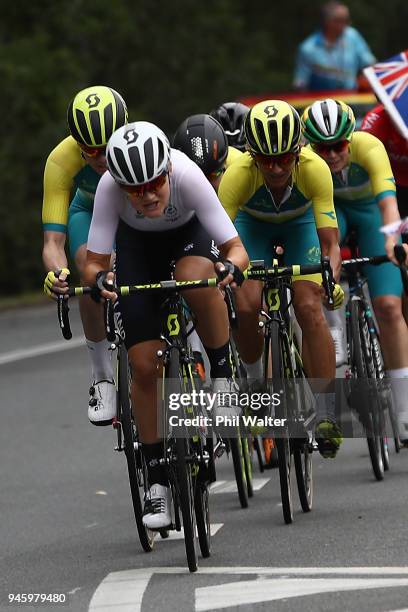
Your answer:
[42,230,68,271]
[317,227,342,282]
[218,236,249,275]
[358,132,399,260]
[302,151,341,280]
[218,155,257,221]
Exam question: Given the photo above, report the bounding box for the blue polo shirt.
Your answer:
[293,27,375,91]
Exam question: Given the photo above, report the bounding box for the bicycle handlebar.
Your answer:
[55,258,335,339]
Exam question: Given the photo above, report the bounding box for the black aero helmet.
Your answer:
[173,114,228,175]
[210,102,249,151]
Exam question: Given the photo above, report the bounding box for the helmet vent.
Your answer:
[89,109,102,145]
[76,109,92,146]
[143,138,155,180]
[255,118,269,153]
[129,145,145,183]
[267,120,279,154]
[104,104,114,144]
[191,136,204,163]
[114,146,134,183]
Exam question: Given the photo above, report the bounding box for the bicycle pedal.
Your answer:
[214,440,226,459]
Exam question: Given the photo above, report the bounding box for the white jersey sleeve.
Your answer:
[173,151,238,245]
[87,171,120,254]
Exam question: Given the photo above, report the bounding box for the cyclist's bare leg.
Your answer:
[224,279,264,363]
[75,244,106,341]
[372,295,408,368]
[175,256,230,348]
[127,340,163,444]
[292,280,335,379]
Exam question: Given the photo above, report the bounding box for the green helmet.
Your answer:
[67,85,128,146]
[301,99,355,144]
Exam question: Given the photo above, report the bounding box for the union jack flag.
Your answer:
[364,50,408,139]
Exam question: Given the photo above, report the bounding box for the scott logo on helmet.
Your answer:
[86,93,101,108]
[264,105,278,118]
[124,129,139,144]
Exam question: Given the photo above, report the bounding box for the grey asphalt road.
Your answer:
[1,303,408,612]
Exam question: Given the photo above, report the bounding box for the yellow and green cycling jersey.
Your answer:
[321,131,396,206]
[42,136,100,233]
[225,145,243,168]
[219,146,337,228]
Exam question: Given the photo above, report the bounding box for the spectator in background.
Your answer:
[293,1,375,91]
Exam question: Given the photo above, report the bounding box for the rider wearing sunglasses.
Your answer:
[83,121,248,528]
[173,113,243,192]
[42,86,128,424]
[218,99,343,458]
[303,99,408,442]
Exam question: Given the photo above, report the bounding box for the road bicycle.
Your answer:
[340,238,408,480]
[244,257,335,524]
[57,275,223,572]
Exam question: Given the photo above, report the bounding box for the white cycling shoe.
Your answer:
[142,484,172,529]
[88,380,116,425]
[212,377,241,420]
[330,327,347,367]
[396,409,408,444]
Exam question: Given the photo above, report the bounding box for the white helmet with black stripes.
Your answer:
[106,121,171,185]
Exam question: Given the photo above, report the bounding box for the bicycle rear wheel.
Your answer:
[350,300,384,481]
[270,321,293,524]
[118,344,154,552]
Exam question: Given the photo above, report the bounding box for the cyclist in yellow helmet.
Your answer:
[42,85,128,425]
[219,99,343,458]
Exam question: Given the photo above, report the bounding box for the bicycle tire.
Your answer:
[229,436,248,508]
[168,350,198,572]
[194,481,211,558]
[270,320,293,524]
[242,437,254,497]
[350,300,384,481]
[253,436,265,472]
[293,444,313,512]
[118,344,155,552]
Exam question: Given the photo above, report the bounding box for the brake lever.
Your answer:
[321,256,334,307]
[57,295,72,340]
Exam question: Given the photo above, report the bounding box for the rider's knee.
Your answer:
[130,355,159,385]
[293,290,323,328]
[374,297,403,325]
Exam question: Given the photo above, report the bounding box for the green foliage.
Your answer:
[1,0,406,294]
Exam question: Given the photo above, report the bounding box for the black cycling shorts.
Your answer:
[115,216,220,348]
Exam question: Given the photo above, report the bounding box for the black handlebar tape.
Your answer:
[224,285,238,329]
[57,295,72,340]
[394,245,408,296]
[104,299,116,343]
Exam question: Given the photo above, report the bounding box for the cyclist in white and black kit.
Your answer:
[83,121,248,529]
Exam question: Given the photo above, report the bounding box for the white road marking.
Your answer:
[196,578,408,611]
[156,523,223,542]
[95,490,108,496]
[210,478,270,494]
[88,567,408,612]
[0,336,85,366]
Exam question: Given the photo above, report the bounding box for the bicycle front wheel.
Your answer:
[118,344,155,552]
[350,300,384,481]
[270,321,293,524]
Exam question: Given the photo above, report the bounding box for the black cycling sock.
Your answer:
[143,442,168,487]
[204,341,232,379]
